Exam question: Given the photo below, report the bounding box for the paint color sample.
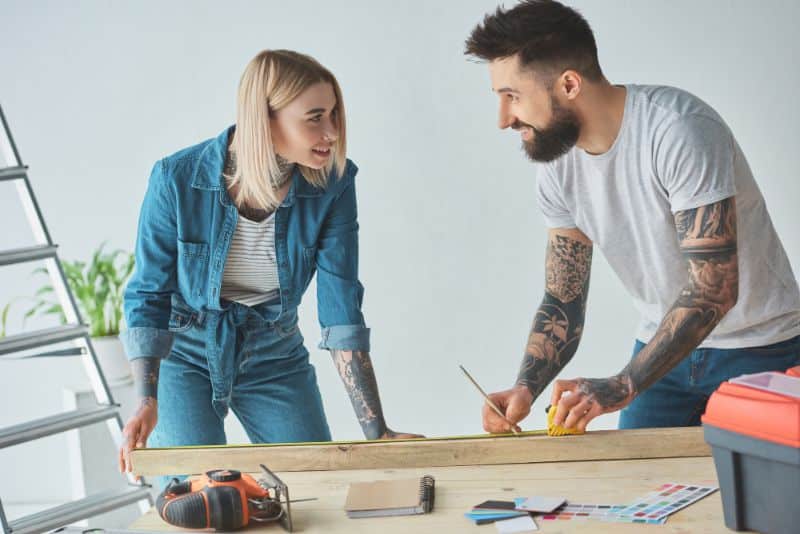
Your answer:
[517,496,566,513]
[495,514,539,533]
[616,482,718,521]
[537,503,666,524]
[466,498,528,524]
[474,500,518,510]
[468,509,527,516]
[464,511,527,522]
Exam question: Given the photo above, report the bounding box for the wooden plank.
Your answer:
[131,426,710,476]
[130,456,728,532]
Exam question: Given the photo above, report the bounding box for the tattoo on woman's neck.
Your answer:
[224,149,295,189]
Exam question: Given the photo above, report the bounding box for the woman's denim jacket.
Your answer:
[120,127,369,360]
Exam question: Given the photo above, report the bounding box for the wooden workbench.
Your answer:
[129,427,739,533]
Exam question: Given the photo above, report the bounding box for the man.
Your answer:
[465,0,800,433]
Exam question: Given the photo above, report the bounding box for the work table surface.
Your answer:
[130,454,738,532]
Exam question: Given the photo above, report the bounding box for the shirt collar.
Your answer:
[191,125,326,204]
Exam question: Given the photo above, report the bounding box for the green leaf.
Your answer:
[35,285,54,297]
[0,301,11,338]
[121,254,136,280]
[11,243,135,336]
[23,300,49,320]
[42,304,67,324]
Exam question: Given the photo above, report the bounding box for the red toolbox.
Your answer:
[702,366,800,534]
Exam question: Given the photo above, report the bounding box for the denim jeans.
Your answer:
[618,335,800,429]
[149,298,331,486]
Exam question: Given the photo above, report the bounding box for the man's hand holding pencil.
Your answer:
[481,385,530,434]
[460,365,526,435]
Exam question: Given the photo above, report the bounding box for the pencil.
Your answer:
[459,364,520,435]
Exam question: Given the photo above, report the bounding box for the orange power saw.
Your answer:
[156,464,303,531]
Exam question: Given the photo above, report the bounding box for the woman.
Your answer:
[118,50,419,475]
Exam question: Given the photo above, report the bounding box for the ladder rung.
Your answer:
[0,325,88,356]
[0,165,27,182]
[8,485,152,534]
[0,244,58,266]
[0,405,119,449]
[7,347,86,359]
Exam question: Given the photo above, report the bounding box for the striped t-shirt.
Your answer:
[220,212,279,306]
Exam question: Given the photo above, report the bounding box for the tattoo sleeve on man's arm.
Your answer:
[516,233,593,399]
[331,350,388,439]
[623,197,739,395]
[131,357,160,400]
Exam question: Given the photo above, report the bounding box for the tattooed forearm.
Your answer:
[134,396,156,415]
[623,198,739,394]
[131,357,160,400]
[517,233,593,399]
[674,200,736,254]
[545,234,592,303]
[331,350,388,439]
[577,374,635,410]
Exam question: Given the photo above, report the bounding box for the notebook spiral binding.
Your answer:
[420,475,436,513]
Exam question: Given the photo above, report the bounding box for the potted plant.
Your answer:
[1,244,135,382]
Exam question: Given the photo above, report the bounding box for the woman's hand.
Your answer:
[118,397,158,478]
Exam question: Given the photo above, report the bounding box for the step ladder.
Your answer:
[0,104,152,534]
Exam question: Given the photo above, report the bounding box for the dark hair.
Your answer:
[465,0,603,83]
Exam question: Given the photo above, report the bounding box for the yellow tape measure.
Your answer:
[145,429,549,451]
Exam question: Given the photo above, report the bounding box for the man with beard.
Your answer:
[465,0,800,433]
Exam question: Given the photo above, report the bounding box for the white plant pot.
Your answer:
[90,336,132,384]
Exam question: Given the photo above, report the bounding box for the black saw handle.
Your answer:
[156,477,247,531]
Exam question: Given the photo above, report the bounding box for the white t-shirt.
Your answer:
[537,84,800,349]
[220,212,280,307]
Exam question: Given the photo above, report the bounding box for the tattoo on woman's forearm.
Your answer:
[517,235,592,399]
[134,397,156,416]
[331,350,387,439]
[132,357,160,400]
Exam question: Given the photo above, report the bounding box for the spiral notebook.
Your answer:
[344,475,435,518]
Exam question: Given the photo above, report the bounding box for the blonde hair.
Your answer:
[228,49,347,210]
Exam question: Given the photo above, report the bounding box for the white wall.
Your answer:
[1,0,798,510]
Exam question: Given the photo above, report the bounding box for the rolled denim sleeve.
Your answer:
[316,164,371,352]
[120,160,178,360]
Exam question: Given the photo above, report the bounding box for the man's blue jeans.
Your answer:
[619,335,800,429]
[149,299,331,486]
